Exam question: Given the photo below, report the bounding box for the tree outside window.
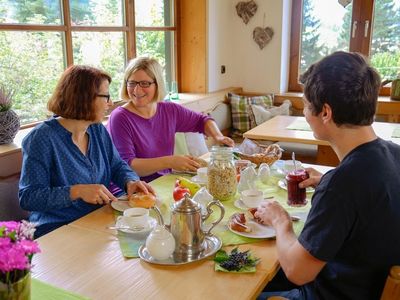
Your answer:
[290,0,400,94]
[0,0,176,126]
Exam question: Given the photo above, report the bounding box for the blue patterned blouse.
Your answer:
[19,118,139,237]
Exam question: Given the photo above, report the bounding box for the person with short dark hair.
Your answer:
[19,65,154,238]
[256,52,400,299]
[107,56,234,184]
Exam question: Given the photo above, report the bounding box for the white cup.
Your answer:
[118,207,149,229]
[197,167,208,181]
[240,189,264,208]
[283,160,303,174]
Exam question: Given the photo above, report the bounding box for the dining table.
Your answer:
[31,162,332,300]
[243,115,400,166]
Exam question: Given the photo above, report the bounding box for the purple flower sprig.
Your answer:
[0,221,40,284]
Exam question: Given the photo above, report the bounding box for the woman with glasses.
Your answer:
[107,56,233,184]
[19,65,154,238]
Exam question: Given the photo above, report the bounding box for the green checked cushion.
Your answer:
[228,92,274,135]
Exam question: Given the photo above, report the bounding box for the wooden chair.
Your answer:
[380,266,400,300]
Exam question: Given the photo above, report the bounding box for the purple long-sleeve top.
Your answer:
[107,101,212,183]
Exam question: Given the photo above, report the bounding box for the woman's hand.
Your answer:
[299,167,322,188]
[169,155,200,172]
[204,119,234,147]
[214,135,235,147]
[70,184,117,205]
[254,200,291,228]
[126,180,156,196]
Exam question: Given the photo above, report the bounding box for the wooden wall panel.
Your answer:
[179,0,207,93]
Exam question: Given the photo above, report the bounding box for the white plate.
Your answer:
[111,200,130,212]
[111,195,162,212]
[191,175,207,185]
[115,217,157,234]
[278,179,314,193]
[228,216,276,239]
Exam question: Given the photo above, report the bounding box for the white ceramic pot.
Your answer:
[145,225,175,260]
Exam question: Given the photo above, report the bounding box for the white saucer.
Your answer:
[191,175,207,185]
[278,179,314,193]
[111,200,130,212]
[115,217,157,234]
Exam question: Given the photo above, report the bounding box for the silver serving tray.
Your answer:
[138,235,222,265]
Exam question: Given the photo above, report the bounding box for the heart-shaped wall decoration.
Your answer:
[236,0,258,25]
[253,26,274,50]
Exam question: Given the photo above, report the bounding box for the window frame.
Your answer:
[0,0,178,127]
[289,0,390,96]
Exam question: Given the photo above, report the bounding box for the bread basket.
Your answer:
[234,143,283,167]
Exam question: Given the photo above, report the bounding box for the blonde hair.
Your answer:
[120,57,167,102]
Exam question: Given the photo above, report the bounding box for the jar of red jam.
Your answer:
[286,169,309,206]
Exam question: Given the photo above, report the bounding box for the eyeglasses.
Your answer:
[96,94,111,103]
[126,80,155,88]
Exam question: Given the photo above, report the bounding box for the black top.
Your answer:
[299,138,400,300]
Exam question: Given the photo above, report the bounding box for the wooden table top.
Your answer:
[31,163,333,300]
[32,216,279,300]
[243,115,400,145]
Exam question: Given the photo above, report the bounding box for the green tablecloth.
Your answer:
[113,209,152,258]
[116,169,312,257]
[32,278,90,300]
[286,119,312,131]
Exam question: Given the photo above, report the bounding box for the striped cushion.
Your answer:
[228,92,274,135]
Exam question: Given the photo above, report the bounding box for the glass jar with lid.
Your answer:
[207,146,237,201]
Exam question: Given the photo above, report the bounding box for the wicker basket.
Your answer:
[235,143,283,166]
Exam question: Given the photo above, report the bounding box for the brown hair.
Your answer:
[48,65,112,121]
[300,51,381,126]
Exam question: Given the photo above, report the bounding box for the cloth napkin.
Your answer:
[286,119,312,131]
[113,210,151,258]
[32,278,89,300]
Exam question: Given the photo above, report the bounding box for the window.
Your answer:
[289,0,400,94]
[0,0,177,126]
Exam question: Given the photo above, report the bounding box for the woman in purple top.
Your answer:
[107,57,233,183]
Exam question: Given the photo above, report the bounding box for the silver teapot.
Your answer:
[169,193,224,261]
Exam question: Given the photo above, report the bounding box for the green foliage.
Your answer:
[304,0,400,81]
[0,0,172,124]
[371,0,400,53]
[371,51,400,80]
[11,0,61,24]
[300,0,326,74]
[0,31,63,123]
[0,84,14,112]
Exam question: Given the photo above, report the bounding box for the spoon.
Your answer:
[290,215,301,222]
[292,151,297,172]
